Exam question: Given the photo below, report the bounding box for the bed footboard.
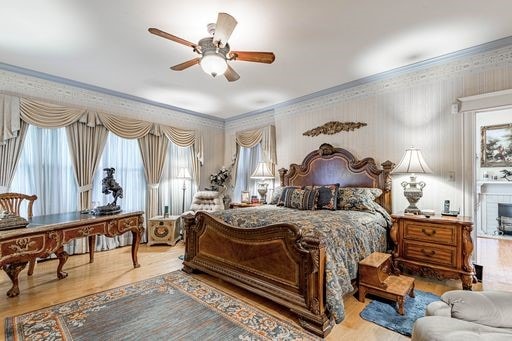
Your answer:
[182,212,334,337]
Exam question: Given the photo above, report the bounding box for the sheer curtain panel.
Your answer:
[158,143,196,216]
[233,144,262,202]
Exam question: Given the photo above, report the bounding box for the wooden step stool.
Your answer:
[358,252,415,315]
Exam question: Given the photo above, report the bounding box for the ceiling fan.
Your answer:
[148,12,275,82]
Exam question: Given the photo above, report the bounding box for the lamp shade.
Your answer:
[391,147,433,174]
[178,168,191,179]
[251,162,274,179]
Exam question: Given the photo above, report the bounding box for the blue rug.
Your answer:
[360,290,440,336]
[6,271,319,340]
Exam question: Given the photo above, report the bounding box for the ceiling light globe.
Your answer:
[200,53,228,77]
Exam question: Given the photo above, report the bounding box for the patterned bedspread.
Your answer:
[210,205,392,323]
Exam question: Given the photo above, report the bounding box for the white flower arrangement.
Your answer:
[209,167,231,189]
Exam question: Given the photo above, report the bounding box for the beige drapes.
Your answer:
[5,96,203,194]
[235,125,276,164]
[0,94,21,143]
[0,121,28,193]
[17,97,202,151]
[232,125,277,188]
[138,134,169,220]
[100,112,153,139]
[66,122,109,210]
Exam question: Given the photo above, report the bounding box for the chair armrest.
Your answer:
[442,290,512,328]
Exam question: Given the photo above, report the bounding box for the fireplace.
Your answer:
[498,203,512,235]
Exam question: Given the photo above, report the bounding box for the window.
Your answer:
[10,125,77,216]
[159,143,196,215]
[233,144,262,203]
[91,132,147,249]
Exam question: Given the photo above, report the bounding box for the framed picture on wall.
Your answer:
[481,123,512,167]
[241,191,250,203]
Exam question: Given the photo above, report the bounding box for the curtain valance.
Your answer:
[235,125,276,164]
[1,95,202,157]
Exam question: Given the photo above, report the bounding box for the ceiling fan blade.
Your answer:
[170,58,200,71]
[148,28,196,49]
[224,65,240,82]
[229,51,275,64]
[213,13,237,48]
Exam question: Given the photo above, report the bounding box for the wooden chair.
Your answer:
[0,192,38,275]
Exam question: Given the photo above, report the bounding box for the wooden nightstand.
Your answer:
[390,214,475,290]
[147,215,181,246]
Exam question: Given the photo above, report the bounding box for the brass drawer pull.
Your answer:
[421,249,436,256]
[421,228,436,237]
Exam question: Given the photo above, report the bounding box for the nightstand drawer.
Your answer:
[403,240,457,268]
[403,221,456,245]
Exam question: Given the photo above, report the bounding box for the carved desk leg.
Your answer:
[131,227,142,268]
[3,262,28,297]
[55,246,69,279]
[88,235,96,263]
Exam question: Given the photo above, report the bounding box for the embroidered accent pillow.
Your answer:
[337,187,383,211]
[276,186,300,206]
[283,188,318,210]
[305,184,339,210]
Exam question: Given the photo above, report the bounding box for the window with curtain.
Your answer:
[233,144,262,203]
[158,143,196,216]
[91,132,147,250]
[10,125,78,216]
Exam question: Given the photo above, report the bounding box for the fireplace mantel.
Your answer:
[476,181,512,194]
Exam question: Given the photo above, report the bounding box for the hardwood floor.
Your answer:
[1,237,510,340]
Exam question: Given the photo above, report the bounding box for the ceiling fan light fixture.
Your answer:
[200,53,227,77]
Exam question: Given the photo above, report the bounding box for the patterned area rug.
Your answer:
[360,290,440,336]
[5,271,318,341]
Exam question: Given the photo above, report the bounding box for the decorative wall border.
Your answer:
[0,69,224,130]
[272,44,512,120]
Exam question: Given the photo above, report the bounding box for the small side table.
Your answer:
[147,215,181,246]
[358,252,415,315]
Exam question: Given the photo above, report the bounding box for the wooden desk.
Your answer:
[0,211,144,297]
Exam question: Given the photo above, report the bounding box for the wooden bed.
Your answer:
[182,143,394,337]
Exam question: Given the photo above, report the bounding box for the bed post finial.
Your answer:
[381,160,394,192]
[381,160,395,213]
[278,168,287,186]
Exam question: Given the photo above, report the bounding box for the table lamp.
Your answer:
[250,162,274,204]
[178,167,191,213]
[391,147,432,214]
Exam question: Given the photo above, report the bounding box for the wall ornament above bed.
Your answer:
[302,121,367,137]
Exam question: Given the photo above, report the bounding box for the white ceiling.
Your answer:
[1,0,512,119]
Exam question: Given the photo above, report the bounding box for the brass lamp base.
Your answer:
[401,174,426,214]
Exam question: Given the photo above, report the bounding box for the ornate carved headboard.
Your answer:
[278,143,394,213]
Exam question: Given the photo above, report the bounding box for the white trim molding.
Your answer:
[458,89,512,113]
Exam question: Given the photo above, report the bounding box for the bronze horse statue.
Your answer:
[102,168,123,206]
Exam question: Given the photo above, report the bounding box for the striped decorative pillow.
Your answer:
[283,188,318,210]
[276,186,300,206]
